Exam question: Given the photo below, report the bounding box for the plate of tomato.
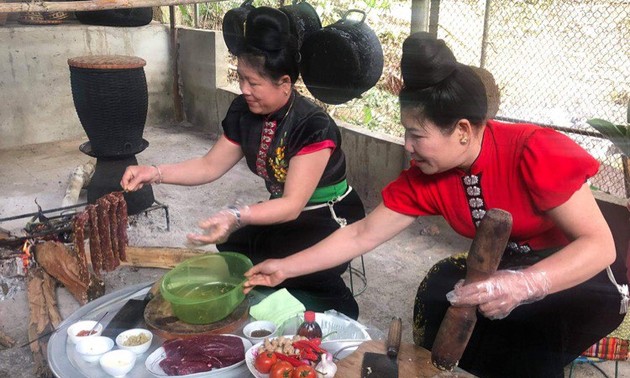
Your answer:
[245,337,319,378]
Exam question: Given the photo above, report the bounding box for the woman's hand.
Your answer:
[186,206,250,245]
[243,259,288,294]
[120,165,160,191]
[446,269,551,320]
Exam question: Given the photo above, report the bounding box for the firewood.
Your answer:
[42,272,62,327]
[0,226,11,241]
[0,237,26,249]
[27,267,54,378]
[85,246,207,269]
[61,161,95,207]
[34,241,104,305]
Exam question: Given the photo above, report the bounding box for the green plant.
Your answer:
[587,101,630,157]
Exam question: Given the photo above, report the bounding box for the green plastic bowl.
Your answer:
[160,252,253,324]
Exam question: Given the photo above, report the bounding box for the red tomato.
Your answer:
[292,365,316,378]
[254,351,278,374]
[269,361,294,378]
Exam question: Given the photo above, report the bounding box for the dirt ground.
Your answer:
[0,124,627,377]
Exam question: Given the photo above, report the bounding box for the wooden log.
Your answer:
[0,237,26,249]
[95,246,207,269]
[34,241,105,305]
[27,267,54,378]
[42,271,62,328]
[61,162,95,207]
[0,0,219,14]
[0,226,11,241]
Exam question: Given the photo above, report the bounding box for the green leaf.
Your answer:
[587,118,628,138]
[363,106,373,124]
[587,118,630,157]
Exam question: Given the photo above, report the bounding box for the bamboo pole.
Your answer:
[0,0,219,14]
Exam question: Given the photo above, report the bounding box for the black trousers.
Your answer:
[217,189,365,319]
[413,253,626,378]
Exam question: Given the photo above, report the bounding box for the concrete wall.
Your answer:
[178,27,232,133]
[0,22,174,149]
[339,124,408,208]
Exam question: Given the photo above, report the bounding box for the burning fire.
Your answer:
[21,239,34,273]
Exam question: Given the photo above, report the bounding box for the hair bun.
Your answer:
[245,7,290,52]
[401,32,458,89]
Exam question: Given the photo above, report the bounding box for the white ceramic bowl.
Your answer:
[115,328,153,355]
[75,336,114,363]
[99,349,137,377]
[67,320,104,344]
[242,320,277,344]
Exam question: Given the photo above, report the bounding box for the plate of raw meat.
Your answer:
[145,334,251,377]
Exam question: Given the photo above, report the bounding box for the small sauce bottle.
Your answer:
[296,311,322,339]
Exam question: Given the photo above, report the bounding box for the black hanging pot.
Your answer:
[279,0,321,49]
[222,0,255,55]
[300,9,384,105]
[75,7,153,27]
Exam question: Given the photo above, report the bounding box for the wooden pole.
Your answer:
[0,0,219,14]
[623,155,630,198]
[170,5,184,122]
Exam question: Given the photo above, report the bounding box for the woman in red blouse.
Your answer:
[121,7,365,318]
[244,32,627,376]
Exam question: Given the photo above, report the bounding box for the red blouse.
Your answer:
[382,120,599,251]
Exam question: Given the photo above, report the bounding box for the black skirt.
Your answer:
[217,189,365,319]
[413,252,626,377]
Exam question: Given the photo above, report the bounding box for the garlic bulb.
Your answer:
[315,353,337,378]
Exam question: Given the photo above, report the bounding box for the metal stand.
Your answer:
[348,255,367,296]
[0,199,170,238]
[137,200,170,232]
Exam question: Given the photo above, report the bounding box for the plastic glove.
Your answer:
[186,205,250,245]
[446,269,551,320]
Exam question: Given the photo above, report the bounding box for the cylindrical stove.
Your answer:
[68,55,155,215]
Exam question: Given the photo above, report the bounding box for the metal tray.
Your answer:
[47,282,251,378]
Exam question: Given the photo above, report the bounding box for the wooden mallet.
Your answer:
[431,208,513,371]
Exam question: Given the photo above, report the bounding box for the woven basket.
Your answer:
[68,56,149,158]
[18,11,69,25]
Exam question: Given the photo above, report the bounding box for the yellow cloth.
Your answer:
[249,288,305,327]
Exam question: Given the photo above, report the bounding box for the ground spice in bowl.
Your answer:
[250,329,272,338]
[122,333,151,347]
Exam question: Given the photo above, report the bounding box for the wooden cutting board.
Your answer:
[142,277,249,340]
[335,340,475,377]
[143,292,249,340]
